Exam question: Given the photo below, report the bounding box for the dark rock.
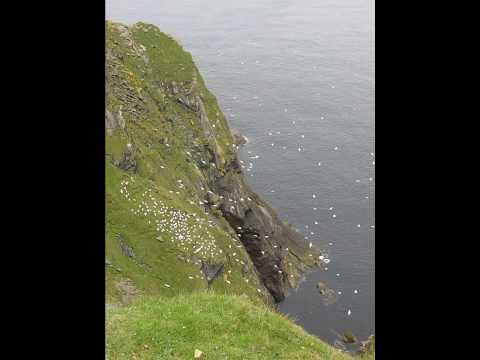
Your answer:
[316,281,337,305]
[316,282,328,294]
[118,235,135,258]
[213,167,319,302]
[176,95,199,112]
[118,144,137,172]
[341,331,358,344]
[231,129,248,146]
[200,261,224,285]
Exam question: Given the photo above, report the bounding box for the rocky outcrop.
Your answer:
[216,179,316,301]
[316,281,337,305]
[105,109,125,135]
[200,261,224,285]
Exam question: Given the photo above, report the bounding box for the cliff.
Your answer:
[105,21,321,305]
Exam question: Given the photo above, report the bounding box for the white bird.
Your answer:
[347,309,352,316]
[354,290,358,294]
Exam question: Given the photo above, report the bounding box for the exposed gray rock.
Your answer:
[231,129,248,146]
[316,281,337,305]
[200,261,224,285]
[210,159,319,302]
[117,144,137,172]
[316,282,328,294]
[105,109,125,134]
[242,262,249,275]
[118,235,135,258]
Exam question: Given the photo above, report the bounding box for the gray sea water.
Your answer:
[107,0,375,350]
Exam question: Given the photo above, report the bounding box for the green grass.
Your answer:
[106,292,372,360]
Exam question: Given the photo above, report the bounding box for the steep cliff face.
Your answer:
[105,21,321,304]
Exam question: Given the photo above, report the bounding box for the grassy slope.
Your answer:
[106,292,372,360]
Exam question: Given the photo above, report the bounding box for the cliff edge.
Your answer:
[106,21,321,305]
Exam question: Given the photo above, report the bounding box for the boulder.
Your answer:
[118,145,137,172]
[341,331,357,344]
[200,261,224,284]
[316,282,328,294]
[316,282,337,305]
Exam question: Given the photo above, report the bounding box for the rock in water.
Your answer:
[315,281,337,305]
[316,281,328,294]
[231,129,248,146]
[341,331,358,344]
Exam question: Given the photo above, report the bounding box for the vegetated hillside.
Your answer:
[105,21,323,306]
[106,293,374,360]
